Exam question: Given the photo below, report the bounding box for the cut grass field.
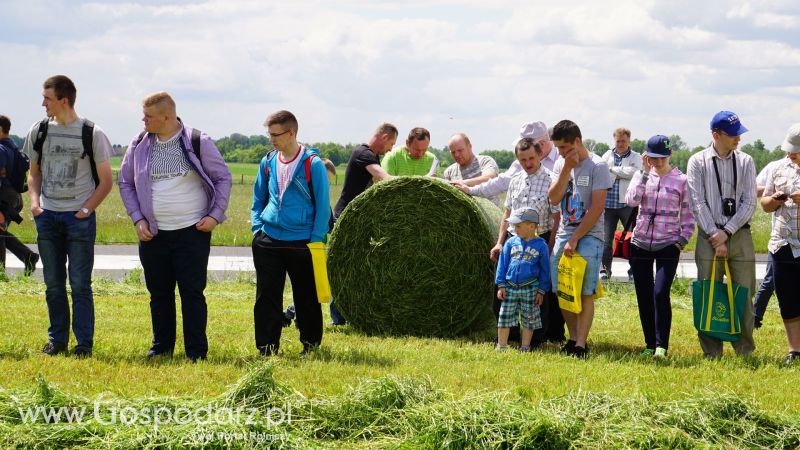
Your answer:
[0,276,798,448]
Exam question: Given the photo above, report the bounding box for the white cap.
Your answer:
[513,121,548,147]
[781,123,800,153]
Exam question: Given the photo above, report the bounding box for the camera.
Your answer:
[722,198,736,216]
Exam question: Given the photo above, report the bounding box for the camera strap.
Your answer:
[711,151,736,203]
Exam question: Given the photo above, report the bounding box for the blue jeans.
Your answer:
[35,210,96,349]
[551,234,603,296]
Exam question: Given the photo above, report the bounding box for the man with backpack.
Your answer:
[23,75,114,358]
[251,110,330,356]
[119,92,232,362]
[0,115,39,275]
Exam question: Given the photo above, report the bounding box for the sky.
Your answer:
[3,0,800,151]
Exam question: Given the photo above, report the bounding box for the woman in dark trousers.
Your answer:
[625,135,695,358]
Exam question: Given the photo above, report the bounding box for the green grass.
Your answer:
[0,276,797,448]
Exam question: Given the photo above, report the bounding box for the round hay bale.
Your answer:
[328,177,500,337]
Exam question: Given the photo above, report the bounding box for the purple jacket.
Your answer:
[118,126,232,236]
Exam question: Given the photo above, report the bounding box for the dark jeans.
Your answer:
[139,226,211,358]
[0,188,35,269]
[329,299,346,325]
[602,206,636,275]
[35,210,96,349]
[252,232,322,352]
[753,252,775,321]
[772,245,800,321]
[630,243,680,349]
[494,230,565,344]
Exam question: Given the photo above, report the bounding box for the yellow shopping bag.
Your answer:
[307,242,332,303]
[557,253,587,314]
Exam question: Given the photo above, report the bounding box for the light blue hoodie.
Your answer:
[250,146,331,243]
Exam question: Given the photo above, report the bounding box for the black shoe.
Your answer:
[300,343,319,356]
[784,351,800,365]
[147,349,174,359]
[24,253,39,276]
[73,346,92,358]
[560,340,576,355]
[42,341,68,356]
[754,317,763,329]
[282,305,296,328]
[258,345,278,357]
[187,355,207,363]
[573,346,589,359]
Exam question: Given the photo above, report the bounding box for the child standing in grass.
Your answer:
[495,208,551,352]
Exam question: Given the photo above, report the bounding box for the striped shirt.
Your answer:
[686,146,756,236]
[505,165,559,235]
[625,167,695,251]
[764,158,800,257]
[605,149,631,209]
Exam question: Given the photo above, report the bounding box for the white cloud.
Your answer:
[2,0,799,152]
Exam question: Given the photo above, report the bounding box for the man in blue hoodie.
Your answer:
[251,110,331,356]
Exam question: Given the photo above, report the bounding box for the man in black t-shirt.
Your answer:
[334,122,398,218]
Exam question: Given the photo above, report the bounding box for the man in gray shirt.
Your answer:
[23,75,114,358]
[443,133,500,205]
[548,120,613,358]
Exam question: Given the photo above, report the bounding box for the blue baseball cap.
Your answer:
[508,208,540,225]
[645,135,672,158]
[710,111,748,136]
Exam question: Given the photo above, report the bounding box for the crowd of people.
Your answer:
[1,74,799,365]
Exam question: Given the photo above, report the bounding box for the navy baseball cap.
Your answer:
[645,135,672,158]
[508,208,540,224]
[710,111,748,136]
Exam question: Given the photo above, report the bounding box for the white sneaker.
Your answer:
[654,347,667,358]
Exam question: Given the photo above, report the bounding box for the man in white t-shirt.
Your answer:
[118,92,232,362]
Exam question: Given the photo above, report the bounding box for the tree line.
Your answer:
[8,132,786,174]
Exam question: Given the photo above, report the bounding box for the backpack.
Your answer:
[33,118,99,187]
[4,140,30,193]
[265,149,334,233]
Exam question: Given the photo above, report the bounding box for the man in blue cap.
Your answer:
[686,111,757,358]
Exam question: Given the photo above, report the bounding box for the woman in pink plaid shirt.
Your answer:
[625,135,695,358]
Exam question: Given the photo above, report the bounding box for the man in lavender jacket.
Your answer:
[119,92,232,362]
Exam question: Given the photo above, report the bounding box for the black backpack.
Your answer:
[32,118,99,187]
[5,140,30,193]
[131,127,202,163]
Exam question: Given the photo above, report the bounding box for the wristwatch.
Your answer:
[79,207,90,215]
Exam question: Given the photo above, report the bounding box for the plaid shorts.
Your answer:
[498,282,542,330]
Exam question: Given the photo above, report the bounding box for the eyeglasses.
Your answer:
[268,129,291,138]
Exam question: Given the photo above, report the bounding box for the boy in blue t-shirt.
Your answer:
[495,208,552,352]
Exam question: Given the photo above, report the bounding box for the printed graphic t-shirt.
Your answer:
[150,131,208,230]
[552,153,613,241]
[23,117,111,211]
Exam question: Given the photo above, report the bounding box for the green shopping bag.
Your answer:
[692,256,748,342]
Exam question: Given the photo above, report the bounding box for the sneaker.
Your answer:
[282,305,295,328]
[258,345,278,357]
[573,346,589,359]
[640,348,655,357]
[24,253,39,276]
[784,351,800,365]
[599,270,609,281]
[73,346,92,358]
[754,317,763,329]
[560,340,576,355]
[42,341,67,356]
[654,347,668,358]
[147,349,174,359]
[518,346,531,353]
[495,344,508,352]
